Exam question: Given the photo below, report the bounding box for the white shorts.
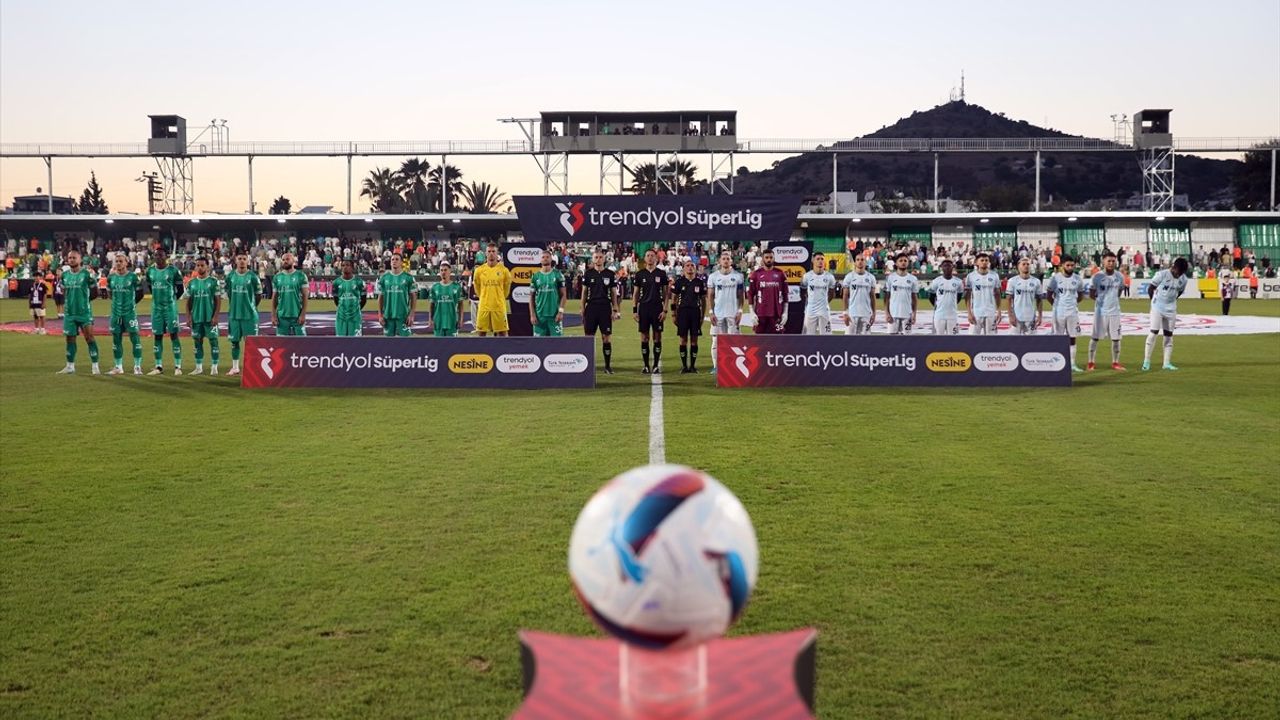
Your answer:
[970,316,997,335]
[1052,312,1080,338]
[933,316,959,335]
[803,314,831,335]
[711,317,739,335]
[889,318,913,335]
[846,316,872,335]
[31,307,46,318]
[1092,314,1122,341]
[1149,310,1177,334]
[1013,320,1037,335]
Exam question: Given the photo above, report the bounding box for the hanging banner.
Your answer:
[767,240,813,334]
[513,195,801,244]
[241,336,594,389]
[501,241,547,337]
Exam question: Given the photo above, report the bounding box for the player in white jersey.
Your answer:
[801,254,837,335]
[1143,257,1190,372]
[841,254,877,334]
[1045,256,1086,372]
[965,253,1001,334]
[1005,258,1043,335]
[707,251,744,373]
[928,259,963,335]
[883,253,919,334]
[1087,251,1126,371]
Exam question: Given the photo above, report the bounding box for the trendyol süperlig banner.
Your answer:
[241,336,594,389]
[715,335,1071,388]
[767,240,813,334]
[513,195,802,244]
[502,241,547,337]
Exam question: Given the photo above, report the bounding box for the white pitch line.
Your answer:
[648,371,665,465]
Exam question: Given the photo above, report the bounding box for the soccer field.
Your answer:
[2,297,1278,718]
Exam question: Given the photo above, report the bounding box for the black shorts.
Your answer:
[636,304,664,334]
[54,293,65,304]
[675,306,702,337]
[583,304,613,336]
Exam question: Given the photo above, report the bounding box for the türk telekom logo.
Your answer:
[556,202,585,236]
[730,346,760,379]
[258,346,288,380]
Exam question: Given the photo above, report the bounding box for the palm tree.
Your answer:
[397,158,433,213]
[428,164,465,211]
[360,167,407,213]
[628,163,657,194]
[662,160,700,192]
[459,182,511,214]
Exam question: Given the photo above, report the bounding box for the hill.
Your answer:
[729,101,1241,210]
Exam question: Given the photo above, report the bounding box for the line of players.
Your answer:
[49,242,1191,376]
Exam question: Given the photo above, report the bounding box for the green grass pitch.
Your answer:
[2,298,1278,718]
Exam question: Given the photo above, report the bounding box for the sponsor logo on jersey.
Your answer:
[448,354,494,373]
[506,246,546,265]
[771,246,809,264]
[1020,352,1066,372]
[974,352,1017,372]
[496,354,542,373]
[925,352,971,372]
[543,353,589,373]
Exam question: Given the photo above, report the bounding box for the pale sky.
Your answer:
[2,0,1277,214]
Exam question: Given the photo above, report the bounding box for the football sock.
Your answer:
[210,336,220,365]
[654,342,662,366]
[66,340,76,363]
[154,336,164,366]
[112,332,124,363]
[231,339,241,361]
[1111,340,1121,363]
[130,331,142,363]
[641,341,650,368]
[1144,333,1157,364]
[1068,341,1077,366]
[194,340,204,365]
[602,341,612,369]
[679,345,688,369]
[1163,336,1173,366]
[1088,339,1098,364]
[690,344,698,369]
[171,334,182,366]
[86,339,99,362]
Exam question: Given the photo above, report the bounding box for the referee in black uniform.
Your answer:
[631,248,669,374]
[671,259,707,373]
[580,248,620,374]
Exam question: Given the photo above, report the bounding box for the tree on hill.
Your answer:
[268,196,291,214]
[1232,140,1280,210]
[76,171,108,214]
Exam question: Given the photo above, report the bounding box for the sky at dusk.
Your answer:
[2,0,1277,213]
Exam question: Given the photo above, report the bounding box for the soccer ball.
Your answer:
[568,464,759,649]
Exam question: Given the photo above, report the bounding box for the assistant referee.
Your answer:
[580,248,620,374]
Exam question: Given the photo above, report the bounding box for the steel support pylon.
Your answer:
[1139,146,1176,212]
[154,156,194,213]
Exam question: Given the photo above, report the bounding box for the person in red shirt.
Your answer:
[747,249,788,334]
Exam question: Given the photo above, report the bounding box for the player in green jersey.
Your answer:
[272,252,309,336]
[146,248,184,375]
[224,252,261,376]
[106,253,143,375]
[529,249,566,337]
[377,253,416,337]
[333,259,368,336]
[428,262,465,337]
[186,257,222,376]
[55,249,101,375]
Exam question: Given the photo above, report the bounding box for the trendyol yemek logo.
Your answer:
[555,202,586,236]
[258,346,288,380]
[730,346,760,379]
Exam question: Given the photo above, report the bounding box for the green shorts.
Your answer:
[151,307,179,335]
[276,318,307,336]
[432,326,457,337]
[63,315,93,336]
[532,316,563,337]
[191,322,219,341]
[383,319,412,337]
[227,319,258,342]
[335,317,363,337]
[110,314,139,335]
